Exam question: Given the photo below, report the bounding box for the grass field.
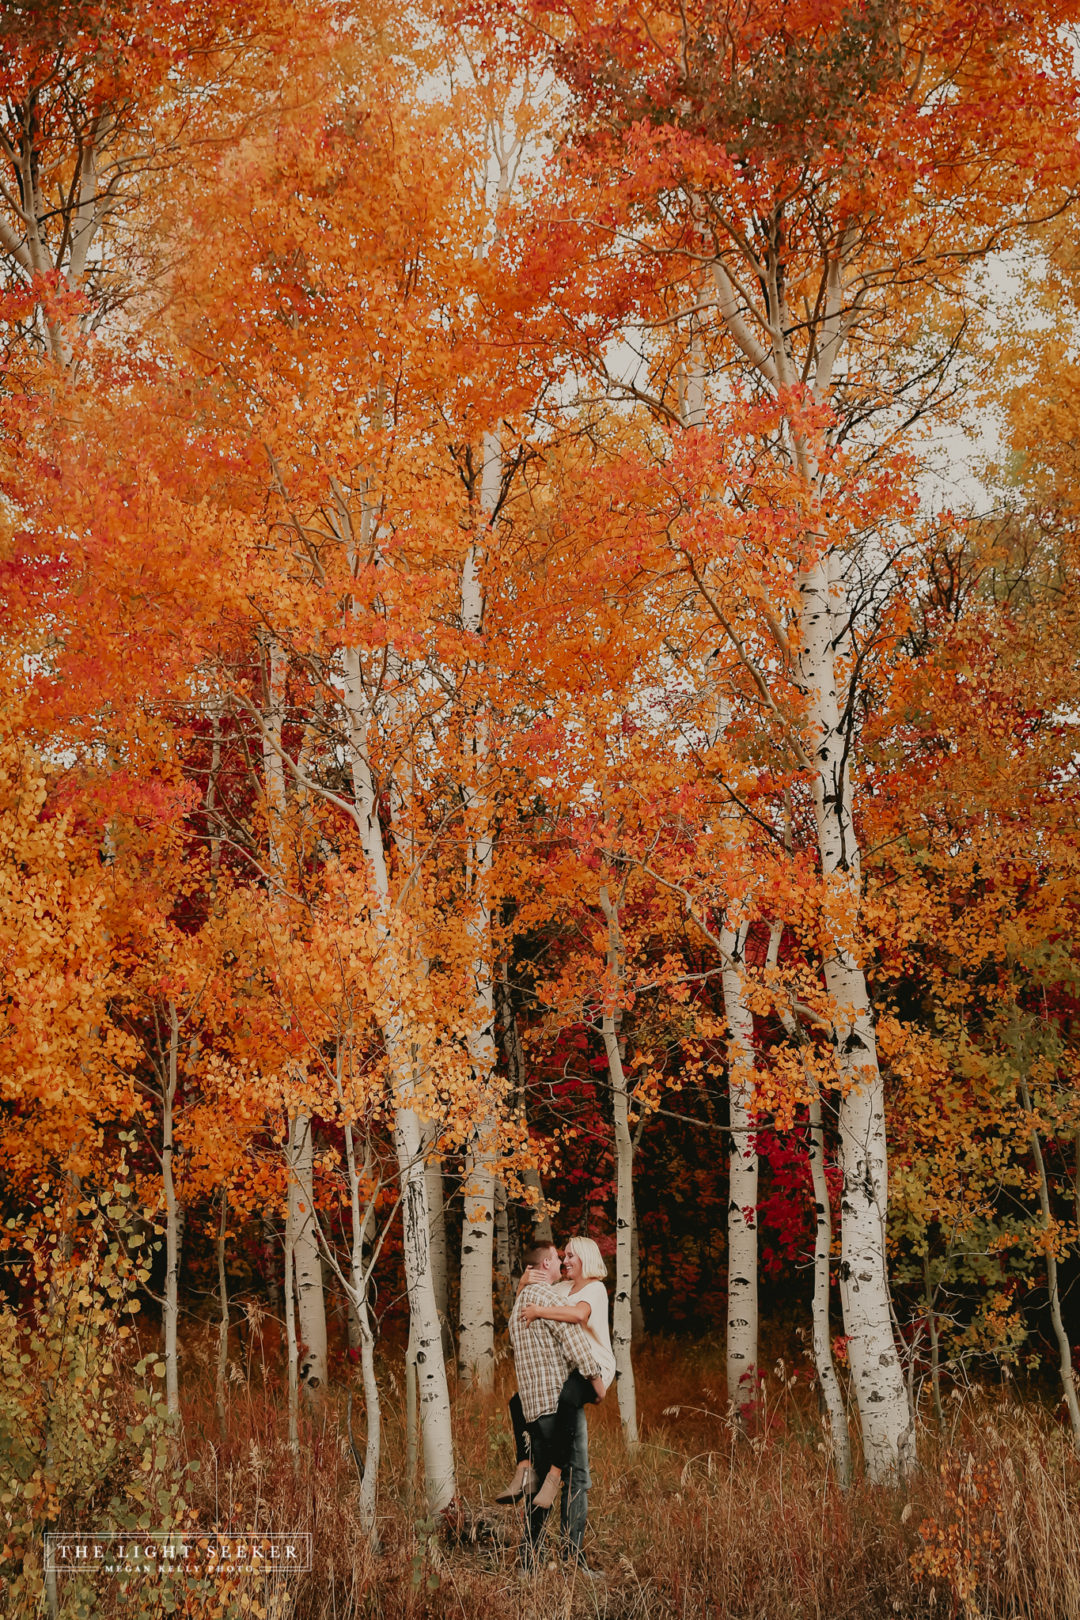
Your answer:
[30,1333,1069,1620]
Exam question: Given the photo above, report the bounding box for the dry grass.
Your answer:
[27,1335,1080,1619]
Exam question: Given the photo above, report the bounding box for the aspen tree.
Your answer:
[768,924,852,1483]
[1016,1041,1080,1450]
[214,1190,230,1429]
[453,74,538,1381]
[0,0,313,371]
[598,880,640,1449]
[160,1003,182,1421]
[457,433,502,1389]
[526,0,1080,1476]
[720,923,759,1425]
[261,633,328,1402]
[422,1125,451,1334]
[680,331,763,1423]
[629,1189,645,1339]
[285,1114,327,1402]
[339,519,458,1512]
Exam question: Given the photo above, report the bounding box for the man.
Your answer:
[507,1242,604,1573]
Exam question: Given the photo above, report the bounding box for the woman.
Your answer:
[497,1236,616,1511]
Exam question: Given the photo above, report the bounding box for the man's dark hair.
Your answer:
[524,1241,557,1267]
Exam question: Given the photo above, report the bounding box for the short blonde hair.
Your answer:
[565,1235,607,1281]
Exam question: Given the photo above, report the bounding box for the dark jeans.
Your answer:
[509,1370,598,1473]
[518,1405,591,1567]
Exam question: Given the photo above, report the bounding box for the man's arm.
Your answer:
[516,1284,598,1370]
[542,1312,602,1382]
[522,1297,591,1327]
[511,1286,606,1412]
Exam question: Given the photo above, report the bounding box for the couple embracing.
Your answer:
[498,1236,615,1574]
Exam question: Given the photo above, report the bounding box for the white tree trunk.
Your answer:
[342,1118,381,1534]
[494,1181,513,1320]
[343,674,457,1511]
[395,1103,457,1510]
[1020,1075,1080,1452]
[346,1132,376,1354]
[630,1190,645,1339]
[405,1324,419,1510]
[162,1002,182,1421]
[599,884,639,1450]
[283,1202,299,1455]
[808,1086,852,1485]
[798,552,913,1481]
[721,924,759,1423]
[702,225,912,1481]
[768,873,848,1472]
[456,430,501,1391]
[261,632,330,1413]
[215,1190,230,1428]
[458,1138,496,1387]
[422,1133,450,1332]
[286,1112,327,1401]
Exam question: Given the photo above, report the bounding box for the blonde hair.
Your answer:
[565,1235,607,1281]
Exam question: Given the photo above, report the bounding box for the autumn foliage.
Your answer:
[2,0,1080,1613]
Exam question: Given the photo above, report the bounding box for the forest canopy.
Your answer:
[3,1,1080,1615]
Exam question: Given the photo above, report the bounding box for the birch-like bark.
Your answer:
[457,1136,496,1387]
[404,1325,419,1511]
[458,1140,496,1386]
[347,1132,377,1353]
[341,1113,381,1534]
[262,632,329,1405]
[337,484,456,1512]
[701,238,913,1480]
[802,265,911,1481]
[494,1181,513,1320]
[1019,1075,1080,1452]
[769,922,852,1483]
[215,1190,229,1428]
[808,1085,853,1483]
[162,1003,182,1421]
[422,1132,450,1332]
[343,675,456,1512]
[286,1112,327,1400]
[683,325,760,1420]
[720,923,759,1424]
[0,114,107,369]
[283,1204,299,1456]
[797,553,913,1480]
[598,883,639,1450]
[293,1046,387,1540]
[630,1190,646,1340]
[457,430,501,1391]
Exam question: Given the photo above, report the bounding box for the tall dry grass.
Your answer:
[22,1333,1080,1619]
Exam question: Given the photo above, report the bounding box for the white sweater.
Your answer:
[553,1278,617,1388]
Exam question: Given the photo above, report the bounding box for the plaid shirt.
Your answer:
[508,1283,601,1423]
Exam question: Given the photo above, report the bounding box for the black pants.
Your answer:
[519,1406,591,1567]
[509,1369,599,1474]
